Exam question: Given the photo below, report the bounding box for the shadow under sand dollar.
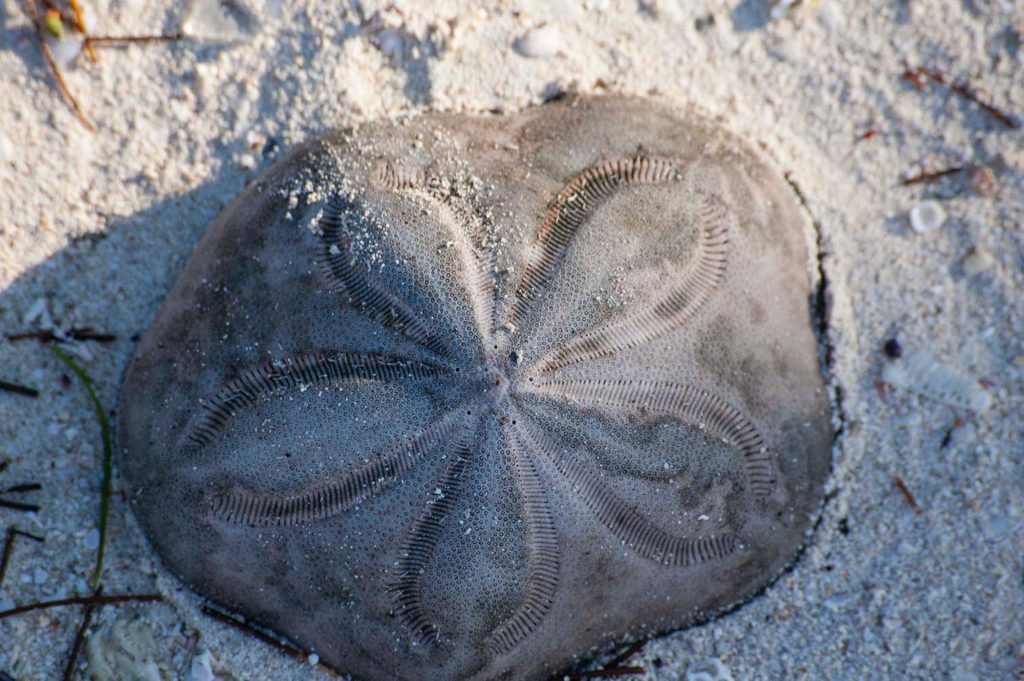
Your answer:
[0,158,313,679]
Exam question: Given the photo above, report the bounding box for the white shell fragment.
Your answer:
[182,0,261,43]
[515,24,562,58]
[45,33,84,70]
[85,620,168,681]
[882,349,993,412]
[908,200,946,234]
[770,0,803,20]
[686,657,735,681]
[187,651,216,681]
[962,249,995,276]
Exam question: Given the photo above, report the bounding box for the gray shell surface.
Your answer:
[118,96,832,680]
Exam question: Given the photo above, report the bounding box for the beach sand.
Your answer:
[1,1,1022,679]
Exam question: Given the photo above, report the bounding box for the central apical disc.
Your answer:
[118,96,832,680]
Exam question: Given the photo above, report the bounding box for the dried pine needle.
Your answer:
[68,0,98,62]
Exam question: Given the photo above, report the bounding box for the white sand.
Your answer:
[1,1,1022,679]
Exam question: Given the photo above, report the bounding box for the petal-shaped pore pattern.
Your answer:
[118,97,832,681]
[532,191,732,373]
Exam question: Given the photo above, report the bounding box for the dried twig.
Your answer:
[67,0,96,62]
[903,66,1018,129]
[0,530,13,587]
[2,484,42,494]
[19,0,183,133]
[576,668,646,679]
[0,592,162,619]
[201,604,313,664]
[893,476,922,515]
[62,587,101,681]
[22,0,96,131]
[87,32,183,46]
[900,165,964,186]
[1,527,45,587]
[0,499,41,513]
[573,640,647,679]
[604,640,646,670]
[7,327,116,343]
[48,344,112,588]
[0,379,39,398]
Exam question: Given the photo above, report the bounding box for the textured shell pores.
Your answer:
[117,96,833,680]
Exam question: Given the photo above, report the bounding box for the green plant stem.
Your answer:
[48,344,112,588]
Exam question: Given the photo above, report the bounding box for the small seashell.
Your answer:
[514,24,562,58]
[882,348,992,412]
[908,200,946,234]
[969,165,997,197]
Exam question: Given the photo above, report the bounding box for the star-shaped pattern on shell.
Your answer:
[118,96,832,681]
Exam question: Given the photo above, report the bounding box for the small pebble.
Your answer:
[515,24,562,58]
[824,591,854,611]
[239,153,257,170]
[0,133,13,163]
[308,652,320,666]
[33,567,48,585]
[909,200,946,233]
[883,338,903,359]
[694,13,715,31]
[376,29,404,60]
[962,249,994,276]
[262,138,281,158]
[969,165,998,197]
[84,528,101,551]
